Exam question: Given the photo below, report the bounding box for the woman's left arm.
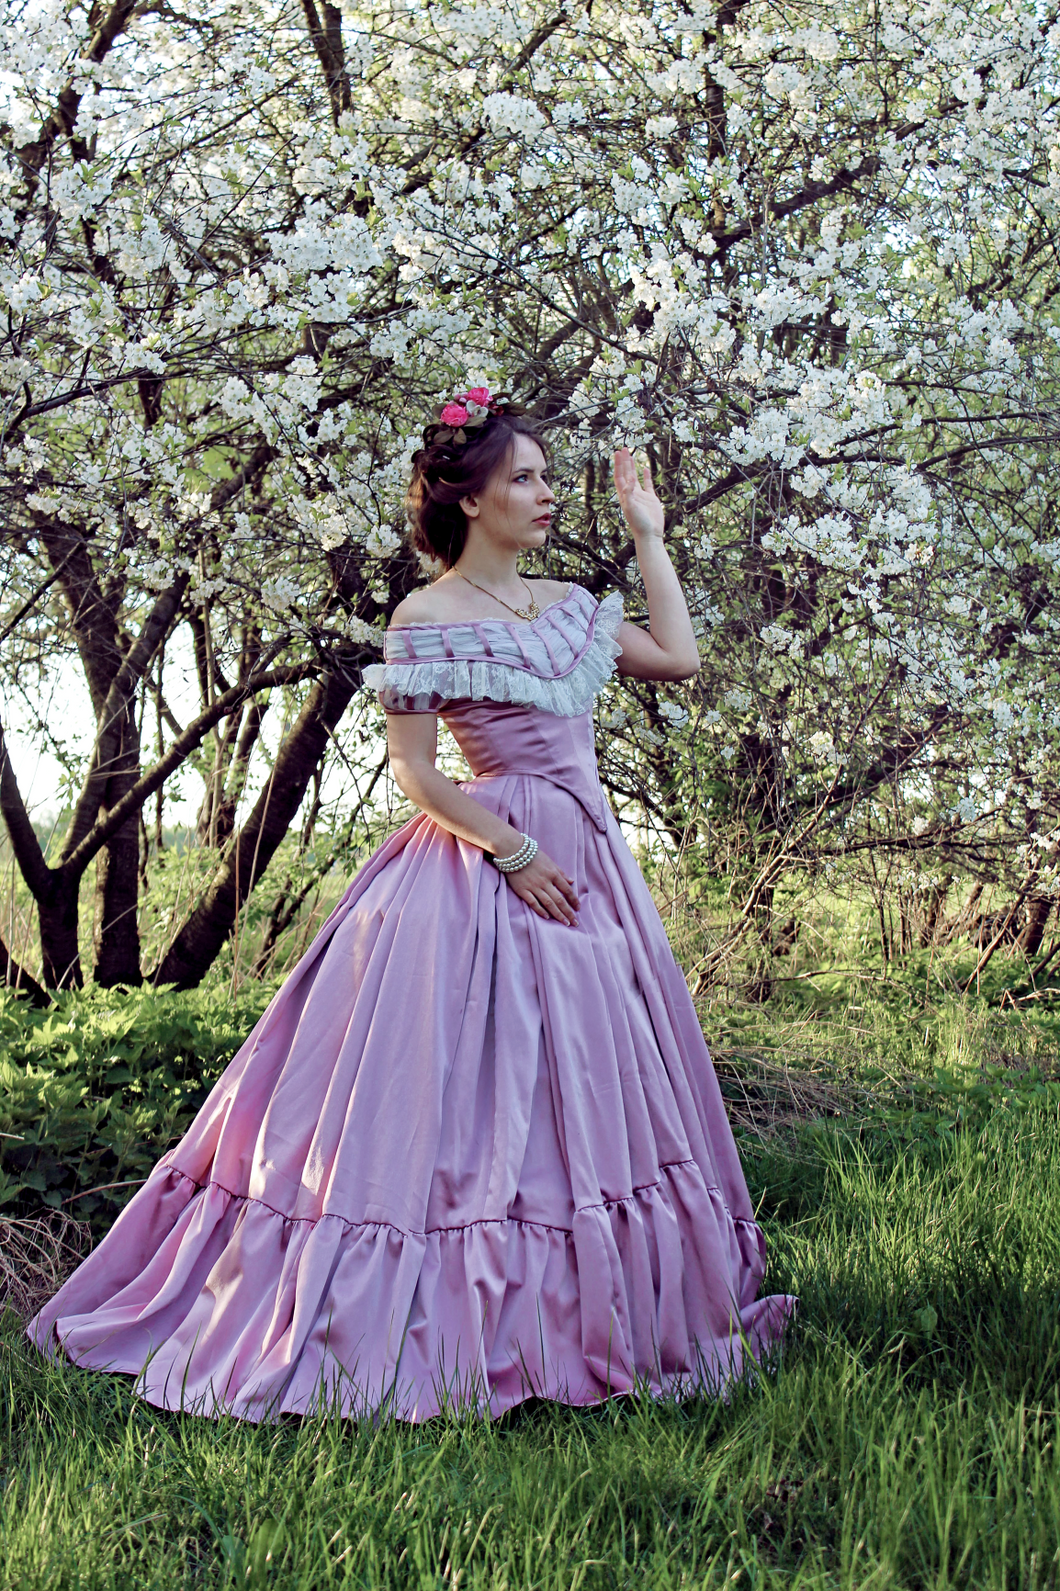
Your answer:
[611,448,701,681]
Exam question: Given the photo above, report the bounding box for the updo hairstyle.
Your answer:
[407,404,551,568]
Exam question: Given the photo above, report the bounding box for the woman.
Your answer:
[30,389,793,1421]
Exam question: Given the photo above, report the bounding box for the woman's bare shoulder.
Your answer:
[528,577,576,606]
[388,584,453,627]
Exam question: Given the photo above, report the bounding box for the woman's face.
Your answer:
[460,434,554,553]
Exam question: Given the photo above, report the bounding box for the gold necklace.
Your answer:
[454,569,540,621]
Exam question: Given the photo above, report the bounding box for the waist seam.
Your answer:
[461,770,608,833]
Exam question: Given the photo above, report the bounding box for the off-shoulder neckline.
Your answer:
[386,583,579,633]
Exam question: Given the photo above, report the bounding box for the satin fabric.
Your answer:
[29,700,793,1421]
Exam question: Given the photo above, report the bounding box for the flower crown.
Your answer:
[433,385,511,446]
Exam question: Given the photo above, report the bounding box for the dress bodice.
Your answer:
[362,583,624,830]
[444,699,609,829]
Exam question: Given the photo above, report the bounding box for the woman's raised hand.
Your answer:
[504,848,580,925]
[613,447,665,542]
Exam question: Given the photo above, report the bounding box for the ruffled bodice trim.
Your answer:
[362,585,623,717]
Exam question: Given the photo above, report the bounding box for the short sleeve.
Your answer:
[361,662,447,714]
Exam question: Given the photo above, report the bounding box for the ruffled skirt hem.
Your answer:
[29,1161,794,1424]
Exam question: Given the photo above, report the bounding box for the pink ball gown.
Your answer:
[29,584,793,1420]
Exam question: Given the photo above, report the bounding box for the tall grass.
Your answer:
[3,1090,1059,1588]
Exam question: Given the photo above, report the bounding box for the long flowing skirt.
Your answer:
[29,774,793,1420]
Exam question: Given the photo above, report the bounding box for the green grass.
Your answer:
[3,1086,1060,1588]
[699,956,1060,1147]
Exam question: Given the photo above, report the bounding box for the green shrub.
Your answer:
[0,983,274,1232]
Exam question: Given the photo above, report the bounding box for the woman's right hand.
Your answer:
[501,848,580,925]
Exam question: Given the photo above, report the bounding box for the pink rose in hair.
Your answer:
[440,402,469,425]
[465,386,491,407]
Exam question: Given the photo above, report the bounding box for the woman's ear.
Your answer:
[459,493,481,520]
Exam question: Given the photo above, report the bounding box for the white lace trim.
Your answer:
[363,590,624,718]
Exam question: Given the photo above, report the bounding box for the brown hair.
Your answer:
[406,406,550,568]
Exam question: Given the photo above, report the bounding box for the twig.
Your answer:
[769,967,890,983]
[61,1178,146,1206]
[0,547,78,646]
[0,1213,91,1320]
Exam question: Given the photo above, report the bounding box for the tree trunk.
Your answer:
[1018,894,1053,958]
[1,717,84,989]
[37,519,145,985]
[92,692,144,985]
[918,881,948,947]
[151,670,356,989]
[37,874,83,990]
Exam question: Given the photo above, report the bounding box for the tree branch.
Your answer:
[6,369,174,429]
[0,718,52,903]
[151,663,361,988]
[396,10,568,201]
[209,441,275,512]
[35,518,123,714]
[0,930,49,1007]
[301,0,352,126]
[15,0,141,203]
[712,158,883,255]
[58,573,191,865]
[60,662,322,878]
[0,545,77,648]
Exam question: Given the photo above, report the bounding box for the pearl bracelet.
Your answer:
[492,833,539,873]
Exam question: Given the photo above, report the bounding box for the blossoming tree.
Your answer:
[2,0,1058,991]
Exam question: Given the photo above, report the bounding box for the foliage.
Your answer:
[0,984,274,1229]
[2,0,1060,987]
[3,1085,1060,1586]
[699,924,1060,1138]
[656,853,1060,1008]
